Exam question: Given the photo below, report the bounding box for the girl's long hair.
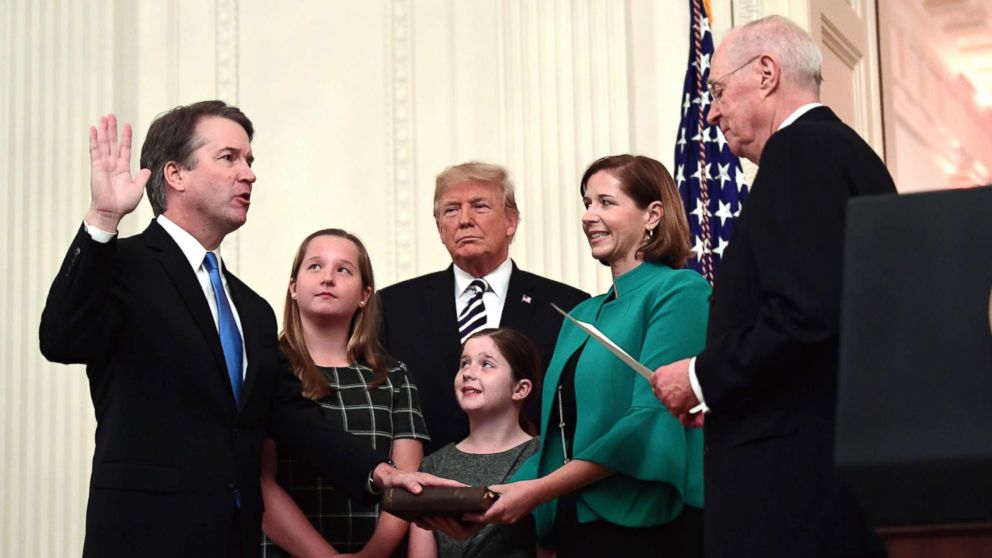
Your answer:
[280,229,393,400]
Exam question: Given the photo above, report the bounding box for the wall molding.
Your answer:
[386,0,416,284]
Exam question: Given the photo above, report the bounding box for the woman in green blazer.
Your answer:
[465,155,709,557]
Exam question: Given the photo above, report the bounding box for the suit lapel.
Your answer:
[142,221,234,407]
[501,262,538,329]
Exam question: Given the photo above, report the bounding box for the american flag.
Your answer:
[675,0,749,285]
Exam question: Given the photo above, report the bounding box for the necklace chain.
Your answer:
[557,385,571,465]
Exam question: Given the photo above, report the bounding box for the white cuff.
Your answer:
[688,357,710,414]
[83,221,116,244]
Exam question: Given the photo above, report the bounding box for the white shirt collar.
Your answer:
[453,257,513,301]
[777,102,824,131]
[157,214,224,272]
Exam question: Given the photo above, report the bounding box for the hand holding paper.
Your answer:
[651,358,705,419]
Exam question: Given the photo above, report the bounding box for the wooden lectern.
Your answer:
[837,186,992,556]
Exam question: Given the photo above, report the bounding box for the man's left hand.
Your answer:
[650,358,700,417]
[678,411,705,428]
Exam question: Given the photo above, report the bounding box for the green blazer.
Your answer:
[513,261,709,542]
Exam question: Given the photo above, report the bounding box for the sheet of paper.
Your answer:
[552,303,652,379]
[552,303,706,414]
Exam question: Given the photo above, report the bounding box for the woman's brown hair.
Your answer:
[280,229,393,400]
[580,155,692,269]
[463,328,542,436]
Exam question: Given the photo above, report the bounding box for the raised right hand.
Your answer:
[85,114,151,232]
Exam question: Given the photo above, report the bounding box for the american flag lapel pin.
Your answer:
[521,294,532,304]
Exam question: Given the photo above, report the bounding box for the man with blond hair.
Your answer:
[652,16,894,557]
[380,162,588,452]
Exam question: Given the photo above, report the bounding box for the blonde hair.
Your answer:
[433,161,520,221]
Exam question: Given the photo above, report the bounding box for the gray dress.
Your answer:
[420,437,539,558]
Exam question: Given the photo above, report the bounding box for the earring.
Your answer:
[291,294,297,300]
[646,228,655,239]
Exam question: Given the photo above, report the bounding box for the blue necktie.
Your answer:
[203,252,244,406]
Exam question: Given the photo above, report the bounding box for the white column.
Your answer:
[1,1,117,555]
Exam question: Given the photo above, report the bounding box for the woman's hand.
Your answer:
[464,479,545,525]
[465,460,612,525]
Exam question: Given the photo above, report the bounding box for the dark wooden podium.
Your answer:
[836,186,992,557]
[879,522,992,556]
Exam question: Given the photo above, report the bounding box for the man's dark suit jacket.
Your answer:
[379,263,588,453]
[697,107,896,557]
[39,221,382,557]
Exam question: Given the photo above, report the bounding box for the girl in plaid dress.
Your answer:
[261,229,430,557]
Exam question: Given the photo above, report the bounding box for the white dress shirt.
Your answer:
[452,257,513,331]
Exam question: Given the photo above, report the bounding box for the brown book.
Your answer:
[381,486,499,522]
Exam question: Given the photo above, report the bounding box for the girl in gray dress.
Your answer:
[409,328,542,558]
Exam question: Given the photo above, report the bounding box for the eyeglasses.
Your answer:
[707,55,760,104]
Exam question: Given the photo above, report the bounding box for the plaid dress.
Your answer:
[261,361,430,556]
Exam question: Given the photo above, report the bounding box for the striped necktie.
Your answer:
[458,279,489,344]
[203,252,244,406]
